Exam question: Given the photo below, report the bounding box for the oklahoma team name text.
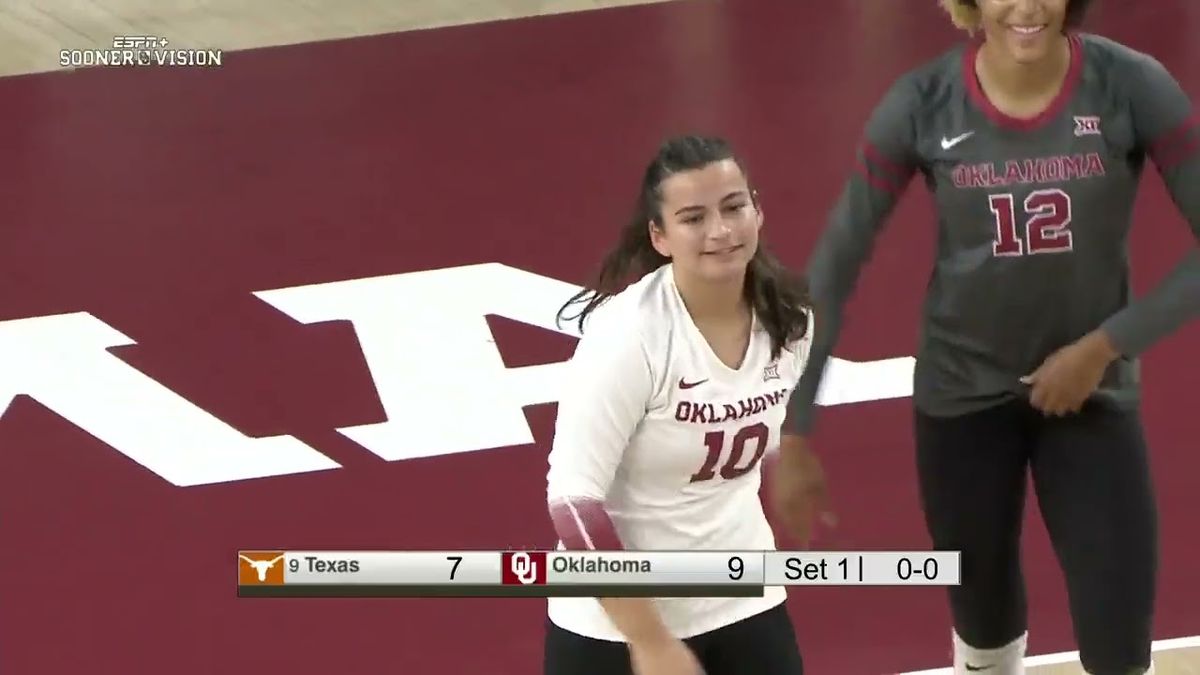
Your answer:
[553,556,652,574]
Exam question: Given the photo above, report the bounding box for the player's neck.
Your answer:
[976,34,1071,106]
[672,271,748,323]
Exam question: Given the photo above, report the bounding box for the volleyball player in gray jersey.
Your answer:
[776,1,1198,674]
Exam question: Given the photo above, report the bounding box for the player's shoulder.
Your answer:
[1076,32,1163,75]
[1074,33,1180,106]
[872,44,970,119]
[905,44,967,90]
[575,264,677,351]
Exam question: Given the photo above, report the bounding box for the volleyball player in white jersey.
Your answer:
[542,136,831,675]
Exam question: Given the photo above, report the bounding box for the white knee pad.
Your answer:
[952,630,1027,675]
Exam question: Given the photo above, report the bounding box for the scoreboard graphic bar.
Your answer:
[237,584,762,598]
[236,550,960,598]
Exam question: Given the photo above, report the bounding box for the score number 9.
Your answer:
[728,556,743,580]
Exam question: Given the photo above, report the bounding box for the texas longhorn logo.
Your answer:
[238,551,286,585]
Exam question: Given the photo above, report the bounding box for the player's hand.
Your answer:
[1021,329,1120,416]
[771,434,836,548]
[628,636,704,675]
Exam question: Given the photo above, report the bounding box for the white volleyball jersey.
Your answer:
[545,263,813,641]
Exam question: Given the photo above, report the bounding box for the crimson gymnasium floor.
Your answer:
[0,0,1197,673]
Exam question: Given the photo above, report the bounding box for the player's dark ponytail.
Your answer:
[556,135,811,360]
[743,244,812,360]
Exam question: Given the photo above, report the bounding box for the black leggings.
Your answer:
[542,603,803,675]
[915,398,1157,675]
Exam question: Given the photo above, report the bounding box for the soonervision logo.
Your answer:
[59,36,224,69]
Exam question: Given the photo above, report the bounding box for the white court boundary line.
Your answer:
[898,634,1200,674]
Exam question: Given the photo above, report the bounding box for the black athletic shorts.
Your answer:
[914,397,1157,675]
[542,603,803,675]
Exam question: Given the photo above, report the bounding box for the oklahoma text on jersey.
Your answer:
[952,152,1106,188]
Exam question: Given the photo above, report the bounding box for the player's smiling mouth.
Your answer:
[703,244,743,255]
[1008,24,1047,35]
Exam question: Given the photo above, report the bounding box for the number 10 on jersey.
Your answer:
[691,422,771,482]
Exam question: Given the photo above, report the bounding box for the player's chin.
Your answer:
[1003,25,1057,63]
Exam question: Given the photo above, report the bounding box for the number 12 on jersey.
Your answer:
[989,188,1074,257]
[690,422,770,482]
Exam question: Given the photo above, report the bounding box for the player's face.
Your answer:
[649,160,762,284]
[977,0,1070,65]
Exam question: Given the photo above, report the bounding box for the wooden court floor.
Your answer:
[902,636,1200,675]
[0,0,672,76]
[1,0,1195,672]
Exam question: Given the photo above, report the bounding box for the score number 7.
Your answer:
[989,188,1074,257]
[447,555,462,580]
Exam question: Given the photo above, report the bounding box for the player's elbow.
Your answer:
[547,495,625,552]
[545,455,610,506]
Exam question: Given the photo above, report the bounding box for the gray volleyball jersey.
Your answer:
[787,33,1199,434]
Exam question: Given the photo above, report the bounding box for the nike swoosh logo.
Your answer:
[678,378,708,389]
[964,664,994,672]
[941,131,975,150]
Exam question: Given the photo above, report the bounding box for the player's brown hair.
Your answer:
[557,135,811,360]
[940,0,1094,33]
